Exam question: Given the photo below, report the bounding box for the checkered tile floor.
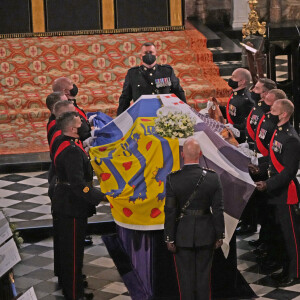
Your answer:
[1,169,300,299]
[14,235,130,300]
[0,171,112,229]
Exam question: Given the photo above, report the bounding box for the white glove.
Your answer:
[199,100,214,115]
[224,123,240,138]
[238,142,249,149]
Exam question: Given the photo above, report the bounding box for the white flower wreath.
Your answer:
[155,107,196,139]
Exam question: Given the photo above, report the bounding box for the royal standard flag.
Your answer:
[89,94,255,256]
[90,95,180,230]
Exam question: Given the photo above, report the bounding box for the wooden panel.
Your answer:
[102,0,115,29]
[45,0,101,32]
[0,0,31,34]
[31,0,45,32]
[115,0,169,28]
[170,0,183,26]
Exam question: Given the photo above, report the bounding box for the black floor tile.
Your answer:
[33,281,60,294]
[9,202,40,211]
[2,183,33,192]
[1,174,30,182]
[22,255,53,267]
[20,244,52,255]
[263,288,300,299]
[26,268,55,280]
[7,193,37,200]
[13,211,45,220]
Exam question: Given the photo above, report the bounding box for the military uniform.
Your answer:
[246,100,271,147]
[52,135,105,300]
[262,122,300,279]
[47,114,57,145]
[117,64,186,115]
[220,88,254,143]
[164,164,225,300]
[255,113,277,157]
[72,99,91,141]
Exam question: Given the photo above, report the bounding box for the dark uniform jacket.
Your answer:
[73,99,91,141]
[117,64,186,115]
[164,164,225,247]
[263,122,300,205]
[254,113,276,157]
[47,114,57,145]
[52,135,105,218]
[220,88,253,128]
[246,100,271,146]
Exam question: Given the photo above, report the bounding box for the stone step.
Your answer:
[208,32,242,62]
[188,19,221,48]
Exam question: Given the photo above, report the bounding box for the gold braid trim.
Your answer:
[0,25,185,39]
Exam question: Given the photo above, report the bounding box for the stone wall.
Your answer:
[185,0,300,24]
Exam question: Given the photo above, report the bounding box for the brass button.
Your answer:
[152,92,155,94]
[151,82,153,85]
[137,84,140,87]
[234,92,237,95]
[150,73,153,76]
[144,67,147,71]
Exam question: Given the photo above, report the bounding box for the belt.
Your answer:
[183,209,211,216]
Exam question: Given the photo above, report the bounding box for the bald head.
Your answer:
[182,137,202,163]
[235,68,251,85]
[52,77,73,98]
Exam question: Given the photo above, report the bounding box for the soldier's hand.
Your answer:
[215,239,223,249]
[256,181,267,191]
[166,242,177,254]
[248,163,260,175]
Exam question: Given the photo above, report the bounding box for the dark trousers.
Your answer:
[174,245,214,300]
[275,204,300,278]
[52,213,60,279]
[58,216,87,300]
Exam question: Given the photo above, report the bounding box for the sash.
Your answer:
[54,141,71,166]
[246,108,255,141]
[49,130,62,153]
[255,115,269,156]
[47,120,56,134]
[226,93,234,125]
[75,106,88,121]
[54,139,88,166]
[269,130,298,204]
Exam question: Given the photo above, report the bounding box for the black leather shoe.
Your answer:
[271,271,287,281]
[248,239,262,248]
[83,280,88,288]
[260,260,281,273]
[78,294,94,300]
[84,236,93,246]
[236,224,256,235]
[277,276,300,287]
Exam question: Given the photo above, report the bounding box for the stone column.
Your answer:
[195,0,207,23]
[269,0,282,23]
[231,0,250,29]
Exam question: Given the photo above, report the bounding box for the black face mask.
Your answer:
[251,91,261,102]
[142,53,156,65]
[267,113,280,125]
[228,78,239,89]
[70,84,78,97]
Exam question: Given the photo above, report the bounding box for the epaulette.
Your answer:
[161,64,172,69]
[129,66,140,71]
[202,167,215,173]
[70,140,77,147]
